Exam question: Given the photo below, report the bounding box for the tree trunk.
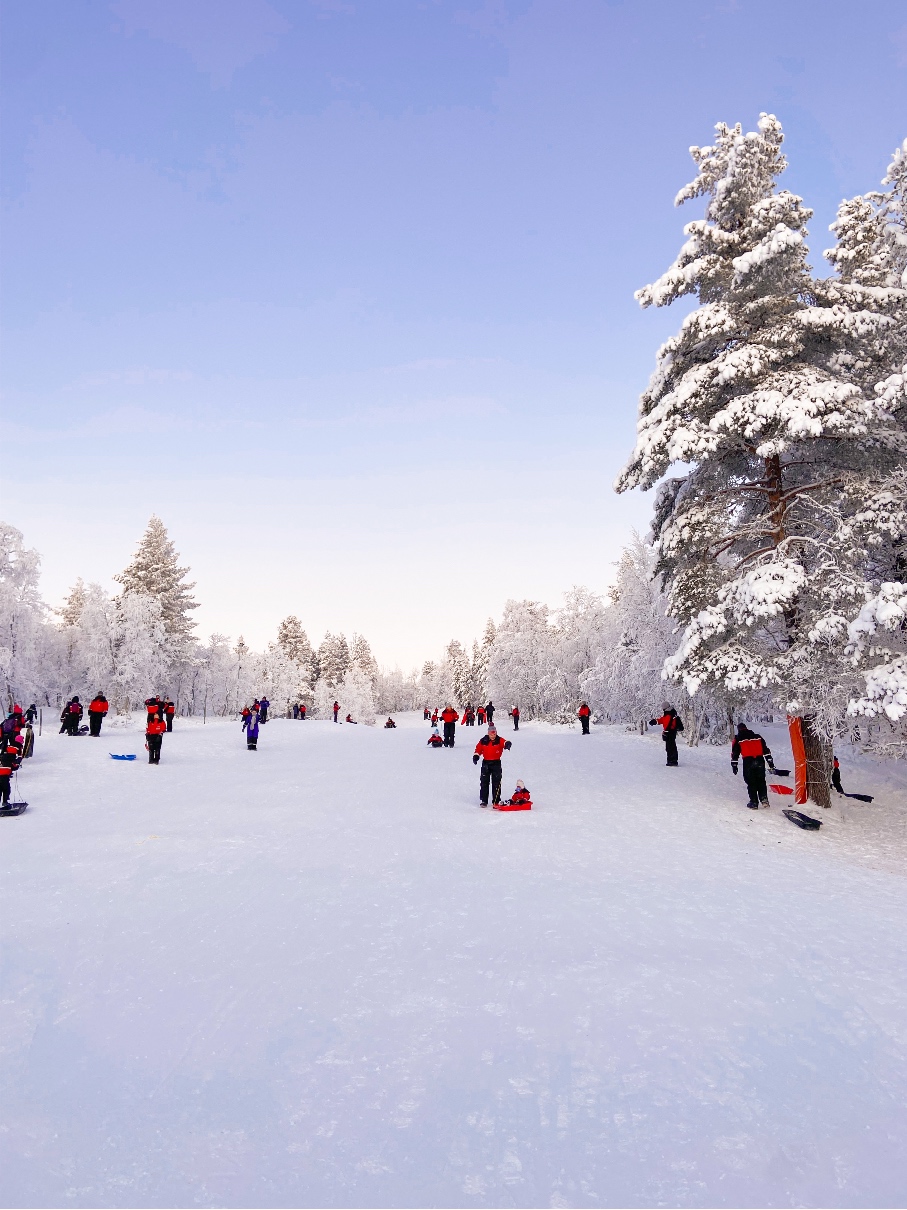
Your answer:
[788,715,832,809]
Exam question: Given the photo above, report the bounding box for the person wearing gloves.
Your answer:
[146,714,166,764]
[731,723,775,809]
[88,692,109,737]
[440,704,459,748]
[649,704,684,766]
[473,723,512,807]
[242,706,260,750]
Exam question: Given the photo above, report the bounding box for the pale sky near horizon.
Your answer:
[2,0,906,667]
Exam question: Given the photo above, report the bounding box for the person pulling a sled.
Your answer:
[441,704,459,747]
[0,730,23,809]
[88,692,109,737]
[649,704,683,766]
[578,702,591,735]
[731,723,775,809]
[146,713,166,764]
[473,723,512,807]
[243,706,260,750]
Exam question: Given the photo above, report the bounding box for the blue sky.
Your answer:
[3,0,905,665]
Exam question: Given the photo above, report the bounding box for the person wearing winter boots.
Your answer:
[578,702,591,734]
[164,699,175,731]
[59,699,74,734]
[333,700,340,723]
[500,780,531,808]
[510,706,520,731]
[384,717,396,728]
[477,706,486,727]
[0,733,23,807]
[428,725,444,748]
[441,705,459,748]
[292,703,299,719]
[649,705,683,766]
[146,715,166,764]
[88,693,109,737]
[473,723,512,807]
[25,704,37,725]
[242,707,260,750]
[300,703,307,720]
[259,696,270,724]
[424,707,430,721]
[485,702,495,725]
[731,724,774,809]
[431,708,438,725]
[66,697,84,736]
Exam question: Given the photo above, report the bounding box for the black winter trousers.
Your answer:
[67,715,81,736]
[480,759,502,805]
[166,715,173,731]
[580,715,590,735]
[664,732,678,765]
[88,711,103,737]
[0,775,10,806]
[443,721,456,747]
[513,717,519,731]
[147,734,162,764]
[743,758,768,805]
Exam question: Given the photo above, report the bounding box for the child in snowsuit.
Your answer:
[428,726,444,748]
[502,780,531,807]
[578,702,591,734]
[731,724,775,808]
[243,708,260,750]
[384,717,396,728]
[88,693,109,736]
[649,705,683,766]
[473,724,512,807]
[146,716,166,764]
[66,698,83,736]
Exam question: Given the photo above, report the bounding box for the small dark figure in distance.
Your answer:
[146,715,166,764]
[66,697,83,736]
[292,703,299,719]
[299,703,306,720]
[477,706,486,727]
[25,704,38,725]
[485,702,495,725]
[384,717,396,728]
[164,698,175,731]
[333,700,340,723]
[731,724,775,809]
[424,707,430,721]
[473,724,512,807]
[649,705,684,766]
[510,706,520,731]
[259,696,270,724]
[243,707,260,750]
[345,714,358,724]
[831,755,874,802]
[578,702,591,734]
[88,692,109,737]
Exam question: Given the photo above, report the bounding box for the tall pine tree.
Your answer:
[115,517,198,648]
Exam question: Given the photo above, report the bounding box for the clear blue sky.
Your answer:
[3,0,905,666]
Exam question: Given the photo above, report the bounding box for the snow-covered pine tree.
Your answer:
[472,618,496,703]
[446,640,472,706]
[0,523,47,708]
[616,114,891,807]
[277,616,313,666]
[58,578,87,628]
[350,633,379,689]
[114,517,199,649]
[317,632,350,688]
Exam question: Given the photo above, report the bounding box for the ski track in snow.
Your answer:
[1,713,905,1209]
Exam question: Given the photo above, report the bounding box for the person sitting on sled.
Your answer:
[831,755,874,802]
[649,704,684,766]
[384,717,396,728]
[345,713,358,724]
[503,779,531,806]
[731,724,775,809]
[428,725,444,748]
[473,723,512,807]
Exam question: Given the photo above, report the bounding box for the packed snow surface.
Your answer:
[2,713,906,1209]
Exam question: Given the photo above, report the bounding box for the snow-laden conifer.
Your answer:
[616,115,898,805]
[115,517,198,648]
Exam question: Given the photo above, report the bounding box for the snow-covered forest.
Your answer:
[2,118,905,768]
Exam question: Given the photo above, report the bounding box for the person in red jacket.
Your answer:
[333,700,340,723]
[510,706,520,731]
[649,705,684,766]
[88,693,109,737]
[473,724,512,807]
[146,715,166,764]
[0,733,23,808]
[578,702,591,735]
[164,698,175,731]
[731,724,775,809]
[440,704,459,748]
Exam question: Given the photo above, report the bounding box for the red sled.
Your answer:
[769,783,794,795]
[495,800,532,811]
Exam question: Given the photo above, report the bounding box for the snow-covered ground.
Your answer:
[1,712,906,1209]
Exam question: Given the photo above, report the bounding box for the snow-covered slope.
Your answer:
[1,714,905,1208]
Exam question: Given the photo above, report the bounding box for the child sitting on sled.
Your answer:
[496,780,531,809]
[427,726,444,748]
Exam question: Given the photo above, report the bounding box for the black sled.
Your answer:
[841,792,874,803]
[0,801,27,816]
[783,809,822,831]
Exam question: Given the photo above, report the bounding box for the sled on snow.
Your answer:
[110,753,137,761]
[783,809,822,831]
[769,783,795,795]
[0,801,27,816]
[494,799,533,812]
[839,791,874,803]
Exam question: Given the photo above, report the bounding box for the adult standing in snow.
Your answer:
[333,700,340,723]
[88,693,109,737]
[25,704,37,725]
[0,732,23,808]
[731,724,775,809]
[477,705,486,727]
[243,706,260,750]
[649,705,684,766]
[485,702,495,726]
[146,714,165,764]
[300,703,306,720]
[578,702,591,734]
[473,724,512,808]
[66,697,83,736]
[259,696,270,724]
[510,706,520,731]
[440,704,459,748]
[164,698,175,731]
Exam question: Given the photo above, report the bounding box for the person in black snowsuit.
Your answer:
[25,704,37,725]
[65,698,83,736]
[59,698,73,734]
[485,702,495,726]
[731,724,775,809]
[259,696,270,724]
[649,705,683,766]
[0,735,23,807]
